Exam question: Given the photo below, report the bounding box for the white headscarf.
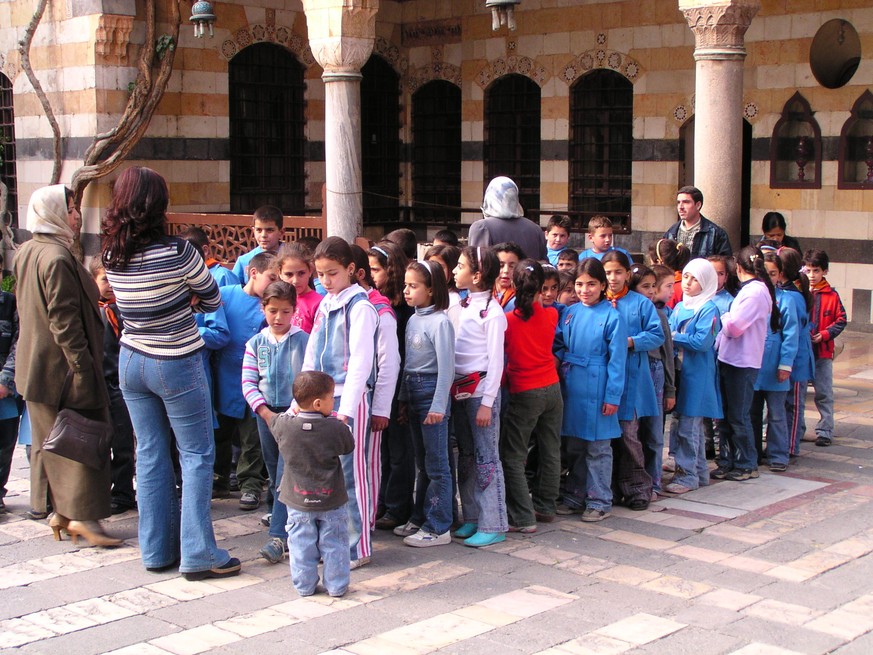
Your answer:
[27,185,75,248]
[481,176,524,219]
[681,258,718,314]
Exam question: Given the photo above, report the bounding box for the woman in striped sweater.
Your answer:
[102,167,240,581]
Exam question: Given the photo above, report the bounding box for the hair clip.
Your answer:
[525,265,535,272]
[749,253,758,262]
[371,245,389,259]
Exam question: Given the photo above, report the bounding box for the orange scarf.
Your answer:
[812,279,828,291]
[497,287,516,308]
[205,257,219,269]
[606,285,629,308]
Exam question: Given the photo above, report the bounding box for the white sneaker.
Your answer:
[403,529,451,547]
[393,521,420,537]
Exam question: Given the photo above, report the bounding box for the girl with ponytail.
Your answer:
[501,260,563,531]
[712,245,779,482]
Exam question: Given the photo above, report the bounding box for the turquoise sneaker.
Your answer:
[463,532,506,548]
[452,522,477,539]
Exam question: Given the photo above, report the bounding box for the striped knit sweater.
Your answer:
[106,237,221,359]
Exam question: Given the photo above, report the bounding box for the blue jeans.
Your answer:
[256,413,289,540]
[751,390,789,466]
[454,394,508,533]
[809,358,834,439]
[405,373,452,535]
[563,438,613,512]
[120,349,230,573]
[286,506,349,596]
[639,359,665,492]
[716,363,759,472]
[672,414,708,489]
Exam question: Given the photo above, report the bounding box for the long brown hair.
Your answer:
[101,167,170,269]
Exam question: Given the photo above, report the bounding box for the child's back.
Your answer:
[215,285,265,418]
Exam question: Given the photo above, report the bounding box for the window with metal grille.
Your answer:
[485,74,541,220]
[362,55,401,225]
[412,80,461,224]
[229,43,305,214]
[570,70,633,232]
[0,72,18,230]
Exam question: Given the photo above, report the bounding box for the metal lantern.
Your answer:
[486,0,520,32]
[190,0,216,38]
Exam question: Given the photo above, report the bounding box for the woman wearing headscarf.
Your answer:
[13,185,120,545]
[467,177,547,261]
[664,258,723,494]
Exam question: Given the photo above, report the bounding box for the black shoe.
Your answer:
[710,467,730,480]
[146,558,180,573]
[627,498,649,511]
[25,509,49,520]
[374,514,402,530]
[110,500,137,515]
[183,557,241,581]
[228,472,240,492]
[726,468,755,481]
[0,498,6,514]
[815,436,832,447]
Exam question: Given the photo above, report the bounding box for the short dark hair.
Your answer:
[253,205,283,229]
[384,228,418,260]
[803,248,829,271]
[761,211,787,234]
[407,260,449,311]
[249,252,278,274]
[601,249,632,270]
[677,185,703,205]
[576,257,608,302]
[493,241,524,260]
[261,280,296,308]
[296,236,321,254]
[541,263,559,283]
[547,214,571,232]
[293,371,335,408]
[629,263,655,292]
[181,226,209,258]
[433,229,459,247]
[557,248,579,262]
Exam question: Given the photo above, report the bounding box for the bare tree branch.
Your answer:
[18,0,62,185]
[71,0,182,203]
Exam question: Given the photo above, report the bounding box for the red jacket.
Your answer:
[810,280,846,360]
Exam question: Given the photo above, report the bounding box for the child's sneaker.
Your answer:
[403,529,451,547]
[393,521,420,537]
[662,457,676,473]
[259,537,287,563]
[581,508,610,522]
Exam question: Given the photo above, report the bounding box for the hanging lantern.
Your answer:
[486,0,520,32]
[190,0,216,38]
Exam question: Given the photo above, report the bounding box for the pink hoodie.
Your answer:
[715,279,771,369]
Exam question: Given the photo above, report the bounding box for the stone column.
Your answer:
[680,0,759,247]
[302,0,379,242]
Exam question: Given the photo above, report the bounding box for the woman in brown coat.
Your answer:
[13,185,120,546]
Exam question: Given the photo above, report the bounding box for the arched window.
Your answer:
[770,92,822,189]
[412,80,461,223]
[485,74,541,220]
[570,70,633,231]
[361,55,401,225]
[229,43,305,213]
[0,72,17,230]
[838,90,873,190]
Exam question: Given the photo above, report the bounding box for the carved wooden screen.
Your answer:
[361,55,401,225]
[570,69,633,231]
[0,72,18,229]
[412,80,462,223]
[229,43,305,214]
[485,74,541,221]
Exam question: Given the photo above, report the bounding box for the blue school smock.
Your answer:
[554,299,627,440]
[754,288,799,392]
[209,263,240,288]
[712,288,734,316]
[780,286,815,384]
[613,290,664,421]
[670,300,723,419]
[214,285,266,418]
[578,246,634,263]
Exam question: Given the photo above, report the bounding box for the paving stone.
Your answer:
[718,616,848,654]
[146,595,244,629]
[149,624,241,655]
[673,603,747,631]
[633,625,743,654]
[14,616,179,655]
[593,612,686,645]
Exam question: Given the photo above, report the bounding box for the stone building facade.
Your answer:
[1,0,872,325]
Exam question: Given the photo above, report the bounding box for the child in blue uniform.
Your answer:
[665,259,722,494]
[554,258,627,521]
[602,251,664,510]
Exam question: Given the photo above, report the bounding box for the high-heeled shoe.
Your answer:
[65,520,122,547]
[48,513,70,541]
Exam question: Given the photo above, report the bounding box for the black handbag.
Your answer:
[42,371,111,471]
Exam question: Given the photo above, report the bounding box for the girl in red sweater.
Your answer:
[500,260,564,532]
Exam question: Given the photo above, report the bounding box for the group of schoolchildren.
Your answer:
[69,205,847,600]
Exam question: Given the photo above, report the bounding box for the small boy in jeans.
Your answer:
[271,371,354,597]
[802,249,847,447]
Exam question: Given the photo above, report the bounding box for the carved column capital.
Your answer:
[679,0,760,60]
[95,14,134,65]
[302,0,379,77]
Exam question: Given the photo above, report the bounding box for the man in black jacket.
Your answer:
[664,186,732,258]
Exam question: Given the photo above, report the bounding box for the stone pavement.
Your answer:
[4,333,873,655]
